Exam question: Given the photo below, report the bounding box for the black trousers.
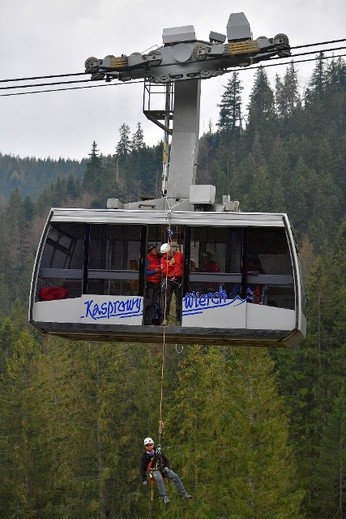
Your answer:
[144,283,161,324]
[162,279,182,323]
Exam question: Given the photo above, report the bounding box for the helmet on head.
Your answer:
[160,243,171,254]
[144,437,154,446]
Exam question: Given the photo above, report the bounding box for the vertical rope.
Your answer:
[158,205,173,445]
[158,338,165,445]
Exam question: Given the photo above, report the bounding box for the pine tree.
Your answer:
[217,71,243,134]
[131,122,146,151]
[0,331,45,518]
[275,62,301,118]
[166,346,303,518]
[308,52,327,96]
[83,141,104,196]
[247,66,275,127]
[115,123,131,160]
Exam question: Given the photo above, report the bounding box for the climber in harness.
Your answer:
[140,437,193,504]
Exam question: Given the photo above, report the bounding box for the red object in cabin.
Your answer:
[38,287,68,301]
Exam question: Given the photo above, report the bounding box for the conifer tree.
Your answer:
[166,346,303,518]
[275,62,301,118]
[247,66,275,126]
[308,52,327,96]
[83,141,104,196]
[217,71,243,134]
[0,331,45,518]
[131,122,146,151]
[115,123,131,160]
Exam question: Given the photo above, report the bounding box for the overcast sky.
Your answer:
[0,0,344,160]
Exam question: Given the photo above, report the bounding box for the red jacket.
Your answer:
[146,252,161,284]
[161,251,183,279]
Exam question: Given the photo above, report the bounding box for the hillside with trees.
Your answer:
[0,56,345,518]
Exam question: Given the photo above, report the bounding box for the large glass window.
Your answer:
[187,227,243,298]
[245,228,295,309]
[37,222,143,300]
[186,226,295,310]
[87,224,142,296]
[37,222,85,300]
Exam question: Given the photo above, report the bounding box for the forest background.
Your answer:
[0,56,345,518]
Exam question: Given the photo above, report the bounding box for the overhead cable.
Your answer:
[0,38,344,86]
[0,52,344,98]
[0,80,145,97]
[0,72,87,84]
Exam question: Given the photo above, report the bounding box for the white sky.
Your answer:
[0,0,344,160]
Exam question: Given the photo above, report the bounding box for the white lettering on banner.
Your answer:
[183,287,246,316]
[81,297,142,321]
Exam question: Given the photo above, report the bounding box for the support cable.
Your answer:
[0,51,344,98]
[0,37,344,86]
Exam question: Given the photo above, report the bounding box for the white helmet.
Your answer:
[144,437,154,446]
[160,243,171,254]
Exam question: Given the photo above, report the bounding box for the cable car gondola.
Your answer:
[29,208,306,346]
[29,12,305,346]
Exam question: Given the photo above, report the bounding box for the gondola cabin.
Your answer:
[29,208,306,346]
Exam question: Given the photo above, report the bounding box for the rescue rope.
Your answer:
[158,340,166,446]
[157,202,172,445]
[157,197,186,445]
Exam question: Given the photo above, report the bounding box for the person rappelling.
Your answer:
[140,437,193,504]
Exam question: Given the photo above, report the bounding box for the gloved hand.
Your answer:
[162,466,169,474]
[143,481,148,486]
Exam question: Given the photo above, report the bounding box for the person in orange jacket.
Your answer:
[160,243,183,325]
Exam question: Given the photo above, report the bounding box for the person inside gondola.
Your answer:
[201,251,220,292]
[160,243,183,326]
[246,253,264,274]
[141,437,192,504]
[246,253,265,304]
[202,251,220,273]
[144,244,162,325]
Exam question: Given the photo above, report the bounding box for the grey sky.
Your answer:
[0,0,344,160]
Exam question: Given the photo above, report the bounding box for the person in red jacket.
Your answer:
[202,251,220,292]
[144,244,162,325]
[202,251,220,273]
[160,243,183,325]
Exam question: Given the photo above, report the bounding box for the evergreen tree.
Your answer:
[325,56,346,92]
[313,385,346,518]
[166,346,303,518]
[83,141,104,196]
[273,221,346,518]
[247,66,275,127]
[131,122,146,151]
[308,52,327,96]
[0,331,45,518]
[217,71,243,134]
[115,123,131,160]
[275,62,301,118]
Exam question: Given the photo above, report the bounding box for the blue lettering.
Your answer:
[84,299,94,318]
[183,287,246,316]
[199,294,207,306]
[81,297,143,321]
